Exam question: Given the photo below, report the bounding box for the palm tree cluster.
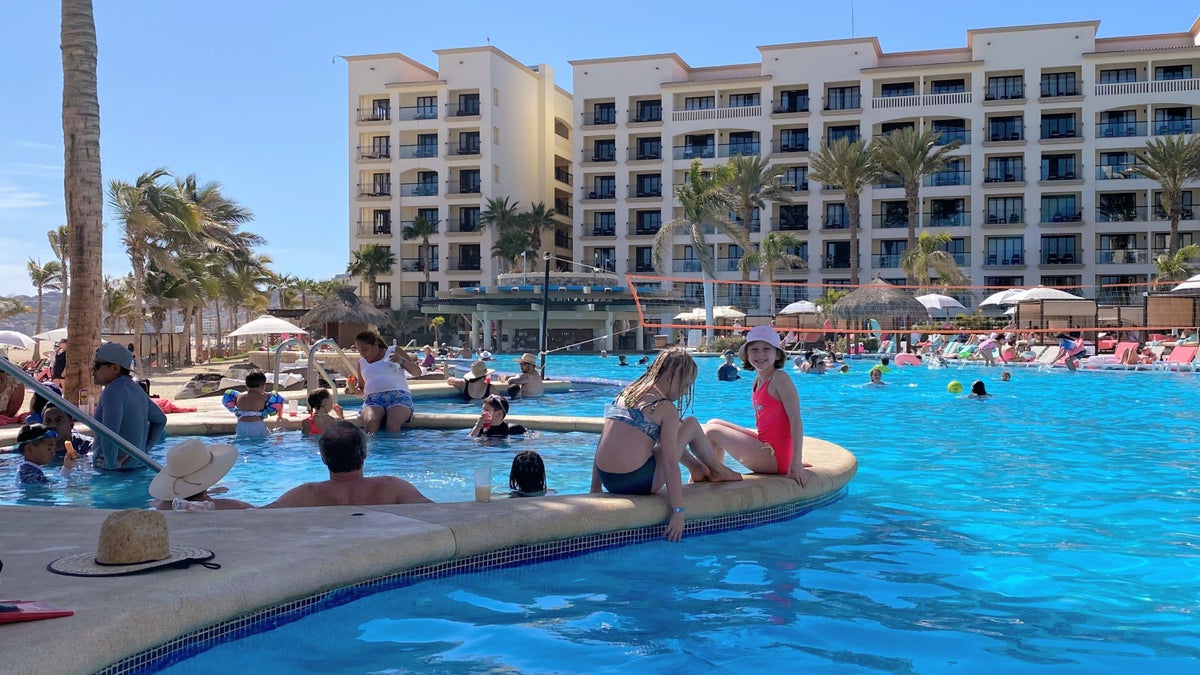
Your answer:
[481,197,560,269]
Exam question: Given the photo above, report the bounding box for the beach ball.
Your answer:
[947,380,963,394]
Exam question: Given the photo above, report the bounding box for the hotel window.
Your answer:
[458,169,481,193]
[929,199,965,227]
[415,134,438,158]
[987,197,1023,224]
[375,283,391,303]
[593,102,616,125]
[824,241,851,268]
[418,281,439,299]
[1100,68,1137,84]
[988,115,1023,142]
[415,96,437,119]
[635,174,662,198]
[592,139,616,162]
[930,79,965,94]
[635,99,662,122]
[827,125,859,144]
[940,238,967,266]
[786,241,808,261]
[986,275,1025,287]
[1098,193,1138,222]
[1040,72,1078,97]
[372,209,391,234]
[459,207,480,231]
[416,208,438,226]
[881,121,914,135]
[371,98,390,120]
[779,204,808,230]
[1099,110,1137,137]
[986,75,1023,100]
[635,210,661,235]
[777,89,809,113]
[782,166,808,190]
[931,119,966,143]
[592,212,616,235]
[1041,235,1078,264]
[636,137,661,160]
[1041,154,1077,180]
[825,86,861,110]
[458,131,480,154]
[1153,107,1193,135]
[457,93,480,116]
[985,236,1024,265]
[880,82,915,97]
[824,203,848,229]
[371,172,391,195]
[1040,195,1079,221]
[633,246,654,272]
[370,135,390,158]
[592,176,616,199]
[728,131,758,155]
[1041,113,1077,138]
[779,128,808,151]
[728,93,760,108]
[1154,65,1193,80]
[458,245,481,270]
[684,96,715,110]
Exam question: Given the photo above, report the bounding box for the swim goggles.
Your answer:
[14,428,59,449]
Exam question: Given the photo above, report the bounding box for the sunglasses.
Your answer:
[92,361,108,371]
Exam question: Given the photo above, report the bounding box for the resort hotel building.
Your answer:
[347,18,1200,346]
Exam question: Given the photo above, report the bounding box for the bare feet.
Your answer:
[708,465,744,482]
[689,463,712,483]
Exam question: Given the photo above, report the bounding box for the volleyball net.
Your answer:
[624,275,1200,340]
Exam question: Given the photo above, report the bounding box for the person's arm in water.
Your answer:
[654,405,686,542]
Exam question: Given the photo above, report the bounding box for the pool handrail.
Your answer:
[304,338,358,394]
[272,338,309,396]
[0,357,162,471]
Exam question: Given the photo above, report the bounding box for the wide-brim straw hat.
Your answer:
[514,353,537,367]
[464,360,495,381]
[739,325,783,361]
[149,439,238,500]
[48,510,215,577]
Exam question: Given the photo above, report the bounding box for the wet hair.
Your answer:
[483,394,509,415]
[622,347,696,413]
[307,388,331,413]
[15,423,52,454]
[319,421,367,473]
[29,383,62,416]
[245,371,267,389]
[881,356,890,366]
[971,380,988,396]
[355,330,387,348]
[509,450,546,493]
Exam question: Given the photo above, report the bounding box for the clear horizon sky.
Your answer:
[1,1,1195,297]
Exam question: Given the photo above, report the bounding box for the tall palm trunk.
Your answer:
[703,281,715,345]
[130,258,145,366]
[61,0,103,403]
[55,259,69,329]
[847,197,862,286]
[904,183,920,286]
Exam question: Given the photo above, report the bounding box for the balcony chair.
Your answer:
[1010,254,1023,265]
[1009,213,1021,223]
[987,254,998,265]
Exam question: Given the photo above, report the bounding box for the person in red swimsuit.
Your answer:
[703,325,814,488]
[301,388,344,436]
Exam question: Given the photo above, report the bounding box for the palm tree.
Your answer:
[347,244,396,306]
[898,231,968,291]
[739,232,807,313]
[1130,134,1200,256]
[873,127,963,284]
[293,278,319,309]
[27,259,63,354]
[47,225,70,328]
[61,0,104,403]
[725,154,792,284]
[652,159,739,343]
[102,276,136,332]
[402,215,440,296]
[108,168,198,366]
[807,137,882,286]
[480,196,522,232]
[491,227,534,271]
[1153,243,1200,282]
[429,316,446,345]
[520,201,558,254]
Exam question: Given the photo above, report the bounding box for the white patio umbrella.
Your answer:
[914,293,966,313]
[701,306,746,320]
[0,330,36,350]
[673,311,702,322]
[227,315,308,338]
[1170,273,1200,293]
[33,327,69,342]
[778,300,819,315]
[979,289,1025,307]
[1007,286,1082,302]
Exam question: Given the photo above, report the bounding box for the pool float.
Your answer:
[894,353,922,366]
[947,380,963,394]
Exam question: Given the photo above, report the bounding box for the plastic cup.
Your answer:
[473,467,491,503]
[288,399,299,417]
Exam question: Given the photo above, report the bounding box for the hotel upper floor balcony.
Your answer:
[671,105,762,123]
[672,145,715,160]
[356,220,392,238]
[717,142,761,157]
[922,169,970,187]
[1095,249,1150,265]
[1096,164,1147,180]
[395,105,439,122]
[870,91,972,110]
[1094,77,1200,97]
[399,182,438,198]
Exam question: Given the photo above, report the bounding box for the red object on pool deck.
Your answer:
[0,600,74,623]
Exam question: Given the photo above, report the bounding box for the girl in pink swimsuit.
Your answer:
[703,325,813,487]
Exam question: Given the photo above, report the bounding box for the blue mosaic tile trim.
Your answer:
[101,487,846,675]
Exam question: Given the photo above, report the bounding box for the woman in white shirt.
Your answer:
[353,330,421,433]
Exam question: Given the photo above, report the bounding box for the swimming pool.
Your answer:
[95,357,1200,671]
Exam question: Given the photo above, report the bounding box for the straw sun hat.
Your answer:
[514,353,538,367]
[149,439,238,500]
[47,510,215,577]
[464,360,495,381]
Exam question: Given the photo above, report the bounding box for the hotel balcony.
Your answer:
[780,180,809,193]
[444,218,480,234]
[1094,78,1200,96]
[983,167,1025,184]
[933,130,971,146]
[983,212,1025,226]
[445,103,481,119]
[399,183,438,198]
[356,221,391,238]
[626,223,661,237]
[670,105,762,123]
[672,259,702,273]
[1039,251,1083,266]
[873,254,901,268]
[581,188,616,201]
[627,110,663,124]
[1096,164,1148,180]
[357,184,391,199]
[773,215,808,231]
[400,257,440,273]
[672,145,716,160]
[870,91,972,110]
[1152,119,1197,135]
[581,149,617,164]
[446,142,481,158]
[1096,248,1149,264]
[397,219,437,234]
[581,111,617,127]
[394,144,438,159]
[717,142,761,158]
[396,105,439,122]
[1096,121,1147,138]
[445,180,481,196]
[923,212,970,228]
[628,147,663,161]
[1040,168,1080,182]
[982,252,1025,267]
[356,108,389,123]
[1039,210,1083,224]
[627,187,663,199]
[445,257,482,272]
[922,169,970,187]
[357,146,390,161]
[554,167,573,185]
[582,225,616,239]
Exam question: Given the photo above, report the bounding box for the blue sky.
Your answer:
[0,1,1194,296]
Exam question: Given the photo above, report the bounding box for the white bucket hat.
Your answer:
[738,325,783,361]
[149,439,238,500]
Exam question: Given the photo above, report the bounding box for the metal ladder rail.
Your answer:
[271,338,309,396]
[0,358,163,471]
[304,338,360,396]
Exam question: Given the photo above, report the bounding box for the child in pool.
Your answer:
[968,380,991,398]
[12,424,75,486]
[867,368,886,385]
[469,394,527,437]
[703,325,814,488]
[509,450,550,497]
[302,388,344,436]
[223,371,284,438]
[590,347,742,542]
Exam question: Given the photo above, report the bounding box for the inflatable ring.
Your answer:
[947,380,963,394]
[895,353,922,366]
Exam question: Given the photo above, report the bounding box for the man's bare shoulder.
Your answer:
[370,475,434,504]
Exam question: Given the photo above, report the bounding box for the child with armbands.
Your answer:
[223,371,284,438]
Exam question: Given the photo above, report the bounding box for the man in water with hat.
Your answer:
[92,342,166,471]
[501,353,544,398]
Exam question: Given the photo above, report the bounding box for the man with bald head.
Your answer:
[265,421,433,507]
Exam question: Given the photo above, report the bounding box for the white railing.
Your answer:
[671,105,762,122]
[870,91,972,109]
[1095,78,1200,96]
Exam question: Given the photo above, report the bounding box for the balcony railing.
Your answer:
[672,259,702,272]
[399,183,438,197]
[446,102,481,118]
[1096,164,1147,180]
[1152,207,1196,220]
[983,252,1025,266]
[582,111,617,126]
[628,110,662,124]
[396,105,439,121]
[781,180,809,192]
[628,147,663,161]
[582,148,617,163]
[357,146,391,160]
[923,170,971,187]
[357,184,391,198]
[1040,252,1081,265]
[1040,127,1080,140]
[718,142,762,157]
[774,138,809,153]
[984,88,1025,102]
[395,144,438,159]
[672,145,716,160]
[874,253,901,268]
[396,219,438,234]
[933,130,971,145]
[356,221,391,237]
[1095,205,1147,222]
[581,187,616,200]
[820,256,857,270]
[626,261,656,273]
[357,108,389,122]
[873,214,908,229]
[716,256,745,272]
[446,142,481,157]
[1039,210,1083,223]
[775,215,808,231]
[1096,120,1147,138]
[586,225,616,237]
[445,257,481,271]
[924,212,971,228]
[984,212,1025,225]
[875,177,904,189]
[628,223,661,236]
[986,129,1024,142]
[870,91,972,109]
[671,105,762,123]
[553,201,573,218]
[400,257,440,272]
[1096,248,1149,264]
[1040,168,1079,181]
[446,218,479,233]
[445,179,481,195]
[1152,119,1197,135]
[772,99,810,114]
[1040,85,1082,98]
[950,252,971,266]
[628,187,663,199]
[984,167,1025,183]
[822,217,849,230]
[554,167,573,184]
[1095,77,1200,96]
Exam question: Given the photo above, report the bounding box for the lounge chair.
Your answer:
[1162,345,1197,372]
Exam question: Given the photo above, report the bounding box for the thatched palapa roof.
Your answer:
[299,287,392,328]
[830,278,927,329]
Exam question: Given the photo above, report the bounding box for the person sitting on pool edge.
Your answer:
[447,360,495,401]
[266,421,434,508]
[501,353,544,398]
[469,395,528,437]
